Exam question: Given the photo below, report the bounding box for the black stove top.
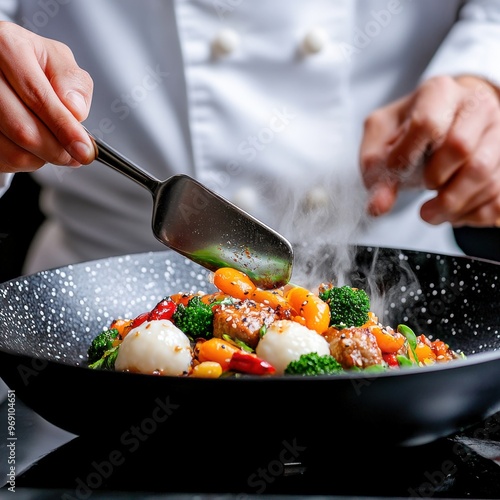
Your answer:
[2,398,500,499]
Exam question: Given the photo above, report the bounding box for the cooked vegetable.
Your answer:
[222,334,254,352]
[88,345,120,370]
[397,324,418,361]
[285,285,330,334]
[87,267,464,377]
[172,295,215,339]
[248,288,290,310]
[130,297,177,331]
[148,297,178,321]
[228,350,276,375]
[109,318,134,338]
[196,337,240,370]
[191,361,223,378]
[87,328,120,364]
[213,267,256,300]
[414,342,436,364]
[319,285,371,328]
[395,354,414,367]
[284,352,343,376]
[369,325,406,354]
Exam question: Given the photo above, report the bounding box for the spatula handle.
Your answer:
[85,127,160,195]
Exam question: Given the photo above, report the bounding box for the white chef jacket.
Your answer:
[1,0,500,275]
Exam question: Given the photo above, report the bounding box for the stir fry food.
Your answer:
[87,267,464,377]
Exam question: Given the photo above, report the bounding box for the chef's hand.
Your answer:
[360,75,500,228]
[0,21,94,173]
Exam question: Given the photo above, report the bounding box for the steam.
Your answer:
[361,247,423,327]
[270,163,371,289]
[260,158,423,326]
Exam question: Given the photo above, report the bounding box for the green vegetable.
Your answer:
[396,354,415,367]
[87,328,120,364]
[222,334,254,353]
[172,295,215,339]
[284,352,344,376]
[319,285,371,328]
[397,324,419,361]
[88,345,119,370]
[363,363,388,373]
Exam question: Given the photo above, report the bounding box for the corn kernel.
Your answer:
[190,361,223,378]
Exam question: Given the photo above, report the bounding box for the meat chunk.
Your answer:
[326,326,383,369]
[213,299,282,349]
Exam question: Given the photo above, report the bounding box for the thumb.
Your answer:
[46,48,94,121]
[44,51,95,163]
[52,70,93,122]
[63,88,92,121]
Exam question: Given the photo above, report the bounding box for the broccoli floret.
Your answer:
[87,328,120,364]
[319,285,370,328]
[88,345,119,370]
[285,352,343,376]
[172,295,214,339]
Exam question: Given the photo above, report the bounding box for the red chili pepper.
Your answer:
[228,350,276,376]
[130,311,149,330]
[383,353,399,368]
[148,297,177,321]
[130,298,177,329]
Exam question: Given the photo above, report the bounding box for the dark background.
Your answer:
[1,173,499,283]
[0,173,45,282]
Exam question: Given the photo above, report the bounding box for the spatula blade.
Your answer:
[154,174,293,288]
[85,128,293,289]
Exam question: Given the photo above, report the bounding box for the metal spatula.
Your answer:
[85,129,293,288]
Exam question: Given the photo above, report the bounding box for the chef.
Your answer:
[0,0,500,275]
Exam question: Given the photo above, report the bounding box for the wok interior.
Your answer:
[0,245,499,364]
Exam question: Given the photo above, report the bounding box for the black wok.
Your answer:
[1,245,500,455]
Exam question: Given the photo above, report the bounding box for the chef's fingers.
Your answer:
[360,95,408,189]
[366,181,399,217]
[360,96,409,215]
[420,122,500,226]
[45,44,94,123]
[385,77,460,184]
[423,82,499,190]
[0,132,47,173]
[438,185,500,228]
[0,22,94,166]
[0,75,81,170]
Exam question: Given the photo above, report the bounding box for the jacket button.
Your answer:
[303,186,330,211]
[301,27,329,54]
[212,29,240,56]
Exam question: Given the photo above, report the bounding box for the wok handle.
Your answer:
[84,126,161,195]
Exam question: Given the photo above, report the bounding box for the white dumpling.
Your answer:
[255,319,330,374]
[115,319,193,376]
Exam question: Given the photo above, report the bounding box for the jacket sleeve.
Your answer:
[421,0,500,88]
